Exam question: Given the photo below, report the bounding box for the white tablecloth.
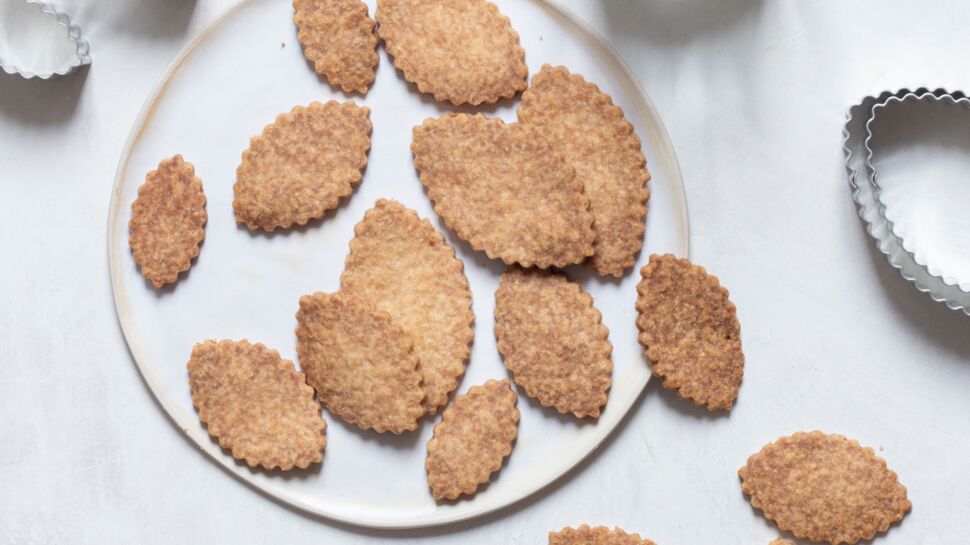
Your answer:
[1,1,966,543]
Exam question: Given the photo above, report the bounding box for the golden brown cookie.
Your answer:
[549,525,657,545]
[494,267,612,418]
[296,291,424,433]
[376,0,527,105]
[340,199,474,414]
[425,379,519,500]
[412,113,595,269]
[129,154,207,288]
[187,339,326,470]
[518,65,650,277]
[740,432,911,545]
[769,539,795,545]
[294,0,378,93]
[635,254,743,411]
[233,101,371,231]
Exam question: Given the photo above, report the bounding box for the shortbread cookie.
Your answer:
[187,339,326,470]
[341,199,473,414]
[129,154,206,288]
[412,113,595,268]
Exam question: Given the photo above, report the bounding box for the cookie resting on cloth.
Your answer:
[635,254,743,411]
[740,431,911,544]
[233,101,371,231]
[295,291,424,434]
[425,379,519,500]
[376,0,527,105]
[517,64,650,277]
[494,267,612,418]
[293,0,378,93]
[548,525,657,545]
[340,199,473,414]
[128,154,207,288]
[187,339,326,470]
[411,113,595,269]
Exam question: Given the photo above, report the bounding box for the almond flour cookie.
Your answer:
[635,254,743,411]
[340,199,473,414]
[129,154,206,288]
[296,291,424,434]
[376,0,527,105]
[294,0,378,93]
[233,101,371,231]
[187,339,326,470]
[412,113,595,269]
[518,65,650,277]
[494,267,612,419]
[740,431,911,544]
[549,525,657,545]
[425,379,519,500]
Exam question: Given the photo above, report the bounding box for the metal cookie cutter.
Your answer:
[0,0,91,79]
[844,88,970,314]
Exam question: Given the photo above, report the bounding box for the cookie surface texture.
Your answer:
[233,101,371,231]
[296,292,424,434]
[376,0,527,105]
[425,379,519,500]
[494,267,612,418]
[294,0,379,93]
[635,254,743,411]
[518,65,650,277]
[740,431,911,544]
[412,113,595,268]
[549,525,657,545]
[187,339,326,470]
[341,199,473,414]
[129,154,207,288]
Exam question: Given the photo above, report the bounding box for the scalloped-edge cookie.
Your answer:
[294,0,378,93]
[376,0,527,105]
[425,379,519,500]
[296,291,424,434]
[549,525,657,545]
[340,199,473,415]
[412,113,595,269]
[233,101,371,231]
[635,254,743,411]
[187,339,326,470]
[518,65,650,277]
[740,431,911,544]
[129,154,207,288]
[495,267,612,418]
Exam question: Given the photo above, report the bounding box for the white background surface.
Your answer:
[3,1,970,543]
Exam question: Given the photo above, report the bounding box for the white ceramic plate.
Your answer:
[108,0,688,529]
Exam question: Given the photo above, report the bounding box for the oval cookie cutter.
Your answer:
[0,0,91,79]
[843,88,970,314]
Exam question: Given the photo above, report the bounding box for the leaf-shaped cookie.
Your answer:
[233,101,371,231]
[494,267,612,418]
[294,0,378,93]
[412,113,595,269]
[296,291,424,434]
[740,431,911,544]
[129,154,206,288]
[187,339,326,470]
[425,379,519,500]
[376,0,527,105]
[518,65,650,277]
[635,254,743,411]
[341,199,474,414]
[549,526,657,545]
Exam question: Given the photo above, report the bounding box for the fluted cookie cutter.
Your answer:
[0,0,91,79]
[844,88,970,314]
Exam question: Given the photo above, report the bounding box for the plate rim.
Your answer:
[106,0,690,529]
